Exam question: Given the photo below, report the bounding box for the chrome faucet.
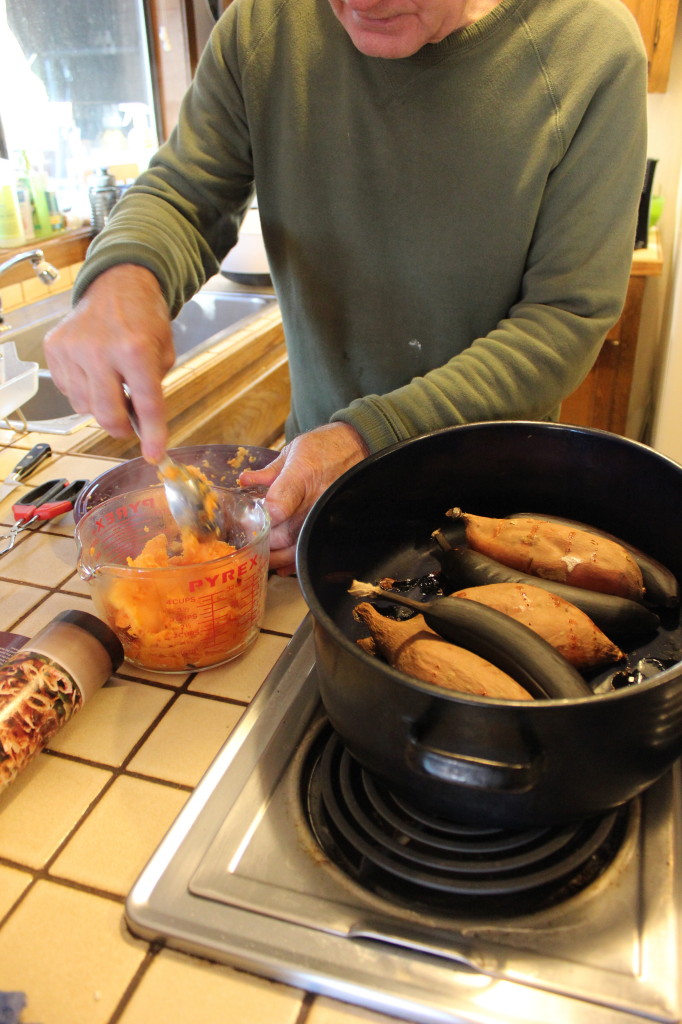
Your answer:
[0,249,60,331]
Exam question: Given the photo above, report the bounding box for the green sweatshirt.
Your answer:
[75,0,647,453]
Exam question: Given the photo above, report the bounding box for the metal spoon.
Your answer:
[123,386,224,539]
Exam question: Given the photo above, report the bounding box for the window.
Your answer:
[0,0,160,228]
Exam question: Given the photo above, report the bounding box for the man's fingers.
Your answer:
[268,546,298,575]
[120,383,169,462]
[267,510,308,551]
[239,452,286,490]
[42,265,175,455]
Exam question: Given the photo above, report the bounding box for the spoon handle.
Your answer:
[123,386,173,473]
[122,385,141,436]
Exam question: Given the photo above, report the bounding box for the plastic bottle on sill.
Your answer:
[46,185,66,234]
[13,153,35,241]
[0,610,124,792]
[0,157,25,247]
[24,158,53,239]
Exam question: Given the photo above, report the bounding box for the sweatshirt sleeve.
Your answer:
[332,28,648,452]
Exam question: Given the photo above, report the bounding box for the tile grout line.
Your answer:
[0,864,128,944]
[294,990,316,1024]
[42,748,196,793]
[106,940,165,1024]
[1,862,127,907]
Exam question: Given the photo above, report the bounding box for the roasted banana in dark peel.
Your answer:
[349,580,591,700]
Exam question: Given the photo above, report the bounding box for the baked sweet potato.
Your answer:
[353,602,533,700]
[446,508,644,602]
[451,582,623,670]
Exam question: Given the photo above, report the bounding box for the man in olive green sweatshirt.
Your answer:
[45,0,647,574]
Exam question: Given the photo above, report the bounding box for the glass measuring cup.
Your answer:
[74,484,270,673]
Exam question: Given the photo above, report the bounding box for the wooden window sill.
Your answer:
[0,228,94,286]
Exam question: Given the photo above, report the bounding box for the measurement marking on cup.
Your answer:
[194,578,263,649]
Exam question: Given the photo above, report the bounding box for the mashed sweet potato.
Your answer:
[127,529,235,568]
[97,527,265,672]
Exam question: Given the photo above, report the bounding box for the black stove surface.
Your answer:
[306,723,629,916]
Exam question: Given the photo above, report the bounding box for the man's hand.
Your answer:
[43,264,176,462]
[239,421,370,575]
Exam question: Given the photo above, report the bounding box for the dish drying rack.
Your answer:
[0,342,38,431]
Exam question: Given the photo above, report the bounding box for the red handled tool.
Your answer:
[0,478,88,553]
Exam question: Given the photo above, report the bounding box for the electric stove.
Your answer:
[126,616,681,1024]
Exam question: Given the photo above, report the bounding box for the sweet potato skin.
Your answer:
[353,602,533,701]
[448,509,644,602]
[451,582,623,670]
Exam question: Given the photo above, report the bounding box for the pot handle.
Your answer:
[406,732,540,792]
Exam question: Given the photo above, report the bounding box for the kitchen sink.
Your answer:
[171,290,275,364]
[0,282,277,433]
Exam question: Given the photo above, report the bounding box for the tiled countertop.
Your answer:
[0,427,400,1024]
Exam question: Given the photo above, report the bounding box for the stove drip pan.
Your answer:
[306,725,629,916]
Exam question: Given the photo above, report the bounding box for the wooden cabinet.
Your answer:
[559,235,662,434]
[620,0,680,91]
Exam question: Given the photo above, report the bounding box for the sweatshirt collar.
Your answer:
[390,0,527,65]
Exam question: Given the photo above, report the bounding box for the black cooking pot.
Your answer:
[296,421,682,828]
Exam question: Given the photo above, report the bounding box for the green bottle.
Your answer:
[19,154,52,238]
[13,154,35,240]
[0,157,25,247]
[30,170,53,238]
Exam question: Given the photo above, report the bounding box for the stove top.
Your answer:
[126,617,682,1024]
[304,724,630,916]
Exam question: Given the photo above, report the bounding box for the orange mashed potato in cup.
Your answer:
[100,527,260,672]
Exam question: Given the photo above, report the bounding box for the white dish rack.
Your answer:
[0,341,39,427]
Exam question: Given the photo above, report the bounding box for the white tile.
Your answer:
[0,582,47,630]
[46,452,125,484]
[13,590,98,636]
[189,631,289,701]
[47,678,173,765]
[119,948,303,1024]
[262,575,310,635]
[307,996,403,1024]
[115,660,194,687]
[51,775,188,896]
[16,427,95,454]
[127,693,243,787]
[0,755,111,868]
[0,529,78,586]
[57,566,91,596]
[0,879,147,1024]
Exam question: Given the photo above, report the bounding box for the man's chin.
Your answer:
[340,11,424,57]
[346,28,423,57]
